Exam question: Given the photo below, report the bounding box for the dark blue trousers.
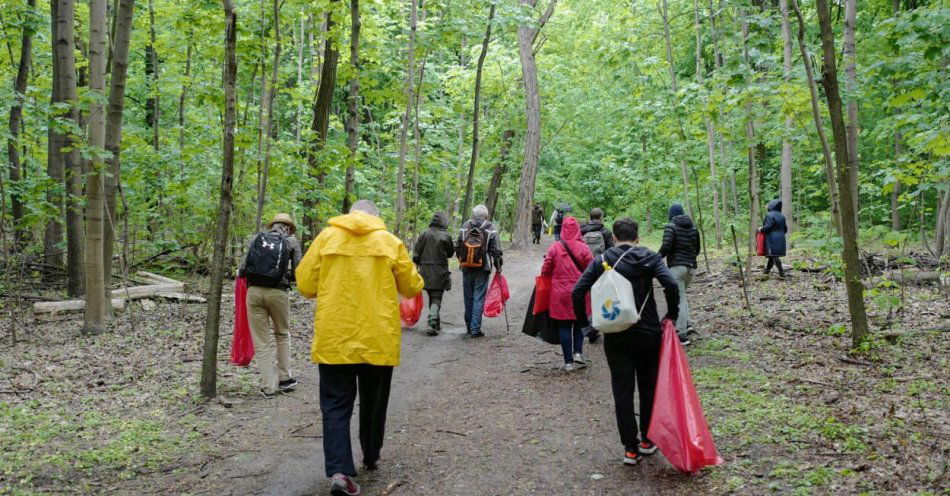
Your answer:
[319,364,394,477]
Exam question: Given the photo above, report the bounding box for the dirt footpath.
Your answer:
[141,240,706,496]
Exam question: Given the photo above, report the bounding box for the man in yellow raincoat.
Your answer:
[295,199,424,496]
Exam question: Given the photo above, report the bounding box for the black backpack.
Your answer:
[244,231,290,287]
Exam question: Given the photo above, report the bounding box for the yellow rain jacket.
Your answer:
[295,211,424,366]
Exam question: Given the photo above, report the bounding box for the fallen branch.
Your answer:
[837,356,874,367]
[435,429,468,437]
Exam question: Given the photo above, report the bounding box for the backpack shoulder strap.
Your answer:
[559,241,585,272]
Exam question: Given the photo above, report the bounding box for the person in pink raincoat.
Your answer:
[540,216,594,371]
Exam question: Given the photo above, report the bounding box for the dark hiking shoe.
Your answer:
[426,327,440,336]
[623,450,642,466]
[638,441,658,456]
[588,330,601,344]
[362,459,379,471]
[330,474,361,496]
[260,390,276,400]
[686,325,697,336]
[470,331,485,338]
[678,335,691,346]
[278,378,298,392]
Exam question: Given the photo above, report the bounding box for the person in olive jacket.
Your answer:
[658,203,701,344]
[413,212,456,336]
[760,199,788,277]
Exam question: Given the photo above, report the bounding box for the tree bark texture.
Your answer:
[303,5,340,239]
[843,0,860,226]
[486,129,515,219]
[693,0,721,248]
[56,0,85,297]
[395,0,418,238]
[83,0,109,334]
[513,0,556,248]
[462,3,495,223]
[45,0,65,279]
[146,0,159,150]
[202,0,238,399]
[815,0,870,345]
[255,0,282,230]
[6,0,35,250]
[103,0,136,311]
[779,0,794,231]
[342,0,361,213]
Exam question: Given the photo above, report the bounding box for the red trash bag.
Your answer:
[756,230,767,256]
[400,292,424,327]
[230,277,255,366]
[648,319,724,474]
[533,275,552,315]
[483,274,510,318]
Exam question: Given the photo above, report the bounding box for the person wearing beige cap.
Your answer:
[238,213,303,398]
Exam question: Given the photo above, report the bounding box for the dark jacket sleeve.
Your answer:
[572,256,605,322]
[653,258,680,322]
[489,230,503,270]
[694,229,702,257]
[440,232,455,260]
[412,235,424,264]
[762,214,775,233]
[658,224,675,257]
[603,228,615,249]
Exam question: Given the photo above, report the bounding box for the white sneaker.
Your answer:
[563,363,576,372]
[573,353,589,366]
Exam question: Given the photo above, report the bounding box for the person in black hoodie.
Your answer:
[658,203,701,345]
[580,208,615,256]
[572,217,679,467]
[760,199,788,277]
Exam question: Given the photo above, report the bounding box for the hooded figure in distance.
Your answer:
[413,212,455,335]
[760,199,788,277]
[658,203,700,343]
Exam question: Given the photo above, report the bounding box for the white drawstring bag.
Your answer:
[591,248,651,334]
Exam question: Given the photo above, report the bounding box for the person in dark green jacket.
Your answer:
[413,212,455,335]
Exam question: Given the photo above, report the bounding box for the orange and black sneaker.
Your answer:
[638,440,658,456]
[623,450,641,466]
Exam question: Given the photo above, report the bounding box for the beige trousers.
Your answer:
[246,285,292,394]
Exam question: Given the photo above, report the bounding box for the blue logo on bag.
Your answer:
[601,299,621,320]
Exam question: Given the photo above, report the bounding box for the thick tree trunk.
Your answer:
[45,0,65,280]
[935,187,950,257]
[395,0,418,238]
[57,0,85,297]
[462,3,496,221]
[790,0,840,235]
[843,0,860,226]
[693,0,721,248]
[513,0,556,248]
[779,0,794,231]
[102,0,135,315]
[815,0,869,345]
[201,0,238,399]
[303,6,340,239]
[255,0,282,230]
[486,129,515,219]
[342,0,361,213]
[83,0,108,334]
[6,0,34,250]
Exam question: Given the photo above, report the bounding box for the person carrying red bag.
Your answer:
[541,216,593,371]
[572,217,680,466]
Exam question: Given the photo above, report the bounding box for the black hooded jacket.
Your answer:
[413,213,455,290]
[659,204,701,268]
[572,244,680,337]
[580,220,615,250]
[761,199,788,257]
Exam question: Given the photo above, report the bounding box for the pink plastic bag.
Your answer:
[400,293,424,327]
[648,319,724,474]
[483,274,510,318]
[230,277,255,366]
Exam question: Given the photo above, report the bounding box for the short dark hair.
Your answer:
[612,217,639,241]
[589,208,603,220]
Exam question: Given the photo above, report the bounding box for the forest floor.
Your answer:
[1,236,948,495]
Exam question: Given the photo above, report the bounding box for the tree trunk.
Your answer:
[395,0,418,238]
[342,0,361,213]
[935,187,950,257]
[57,0,85,297]
[779,0,794,231]
[693,0,721,248]
[486,129,515,219]
[889,0,901,232]
[45,0,65,280]
[408,54,427,244]
[256,0,282,229]
[462,3,496,221]
[146,0,159,151]
[660,0,693,219]
[178,40,191,153]
[83,0,108,334]
[740,11,760,271]
[814,0,869,345]
[303,5,340,239]
[790,0,841,235]
[843,0,859,226]
[513,0,557,248]
[102,0,135,314]
[201,0,238,399]
[6,0,34,250]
